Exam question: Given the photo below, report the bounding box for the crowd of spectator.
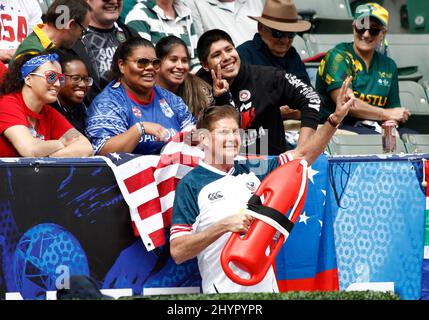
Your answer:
[0,0,416,158]
[0,0,418,295]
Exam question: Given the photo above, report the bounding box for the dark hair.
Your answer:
[155,35,191,61]
[45,0,91,26]
[110,36,155,81]
[196,104,239,131]
[57,51,89,73]
[0,53,42,95]
[197,29,234,63]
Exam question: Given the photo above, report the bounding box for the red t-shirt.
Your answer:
[0,61,7,82]
[0,92,73,157]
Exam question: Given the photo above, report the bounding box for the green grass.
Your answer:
[121,291,400,300]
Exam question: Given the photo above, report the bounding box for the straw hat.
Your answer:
[249,0,311,33]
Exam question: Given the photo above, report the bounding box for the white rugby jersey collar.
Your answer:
[199,159,240,176]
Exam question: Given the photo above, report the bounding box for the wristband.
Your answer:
[327,114,341,128]
[136,122,145,137]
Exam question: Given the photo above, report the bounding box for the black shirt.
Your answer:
[52,100,87,136]
[237,33,312,86]
[198,63,320,155]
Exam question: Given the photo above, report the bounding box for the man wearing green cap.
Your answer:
[316,2,415,135]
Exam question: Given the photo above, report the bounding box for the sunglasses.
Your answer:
[29,70,65,87]
[65,74,94,86]
[126,57,162,69]
[354,25,384,37]
[266,26,296,39]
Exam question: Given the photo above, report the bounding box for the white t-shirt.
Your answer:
[171,158,282,293]
[0,0,42,50]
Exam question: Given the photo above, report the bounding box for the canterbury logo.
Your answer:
[208,192,224,201]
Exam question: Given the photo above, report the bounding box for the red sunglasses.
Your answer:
[29,70,66,86]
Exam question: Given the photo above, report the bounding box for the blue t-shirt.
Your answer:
[85,81,195,155]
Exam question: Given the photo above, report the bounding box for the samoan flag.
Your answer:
[275,154,339,291]
[421,159,429,299]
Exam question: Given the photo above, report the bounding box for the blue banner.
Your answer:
[329,159,425,300]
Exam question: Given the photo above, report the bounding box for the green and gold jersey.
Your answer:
[316,42,400,125]
[12,24,54,62]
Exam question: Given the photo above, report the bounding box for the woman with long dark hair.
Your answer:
[85,37,195,155]
[0,52,93,157]
[155,35,213,117]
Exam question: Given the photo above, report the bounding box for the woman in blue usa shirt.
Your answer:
[85,37,195,155]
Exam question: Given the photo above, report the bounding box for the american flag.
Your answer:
[101,132,204,251]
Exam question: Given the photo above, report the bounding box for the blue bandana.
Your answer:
[20,53,60,80]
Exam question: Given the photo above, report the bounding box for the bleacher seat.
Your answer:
[327,134,407,155]
[404,0,429,34]
[349,0,385,14]
[399,81,429,134]
[399,81,429,114]
[295,0,353,34]
[303,34,353,57]
[293,35,311,60]
[302,34,429,83]
[387,34,429,82]
[402,134,429,153]
[295,0,352,19]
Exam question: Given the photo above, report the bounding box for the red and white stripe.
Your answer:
[102,132,204,251]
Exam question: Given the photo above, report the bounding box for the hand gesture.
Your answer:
[334,76,356,122]
[211,64,229,97]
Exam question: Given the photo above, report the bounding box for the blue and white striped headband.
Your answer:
[20,53,60,80]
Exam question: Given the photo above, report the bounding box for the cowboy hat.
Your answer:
[249,0,311,33]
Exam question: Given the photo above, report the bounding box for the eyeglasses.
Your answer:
[29,71,65,87]
[126,58,162,69]
[354,25,384,37]
[64,74,94,86]
[75,20,89,38]
[266,26,296,39]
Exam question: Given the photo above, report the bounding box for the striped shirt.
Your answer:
[123,0,199,71]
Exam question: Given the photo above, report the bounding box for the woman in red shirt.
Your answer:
[0,52,93,157]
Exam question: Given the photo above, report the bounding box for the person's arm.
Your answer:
[170,210,253,264]
[297,126,316,147]
[98,122,169,155]
[3,125,64,157]
[0,49,15,62]
[289,77,356,165]
[329,88,410,123]
[278,71,321,134]
[48,128,93,157]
